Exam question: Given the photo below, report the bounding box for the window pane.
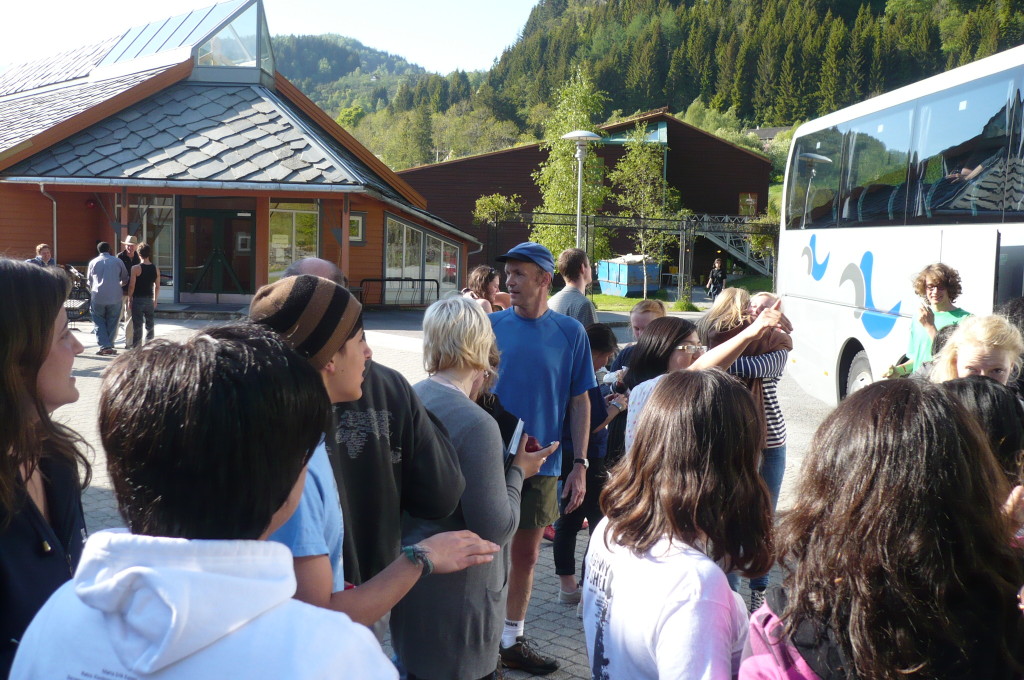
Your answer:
[911,74,1013,223]
[424,237,442,300]
[295,212,318,261]
[404,227,422,279]
[145,207,175,275]
[442,243,459,294]
[268,211,293,282]
[1003,90,1024,216]
[786,127,842,229]
[197,4,258,67]
[349,215,364,241]
[837,106,912,226]
[386,219,404,278]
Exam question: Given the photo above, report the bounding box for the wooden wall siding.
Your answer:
[0,184,109,264]
[255,196,270,289]
[401,118,770,270]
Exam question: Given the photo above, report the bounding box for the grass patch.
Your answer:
[582,287,672,312]
[672,298,700,312]
[727,275,774,293]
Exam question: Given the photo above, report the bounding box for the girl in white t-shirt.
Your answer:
[583,369,773,679]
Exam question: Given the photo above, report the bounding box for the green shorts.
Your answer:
[518,475,559,529]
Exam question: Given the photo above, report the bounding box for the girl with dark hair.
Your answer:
[941,375,1024,485]
[553,323,627,607]
[0,258,90,677]
[623,306,785,452]
[583,370,773,678]
[742,379,1024,680]
[463,264,510,313]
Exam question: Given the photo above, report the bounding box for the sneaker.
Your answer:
[577,599,584,619]
[542,525,555,541]
[97,347,116,356]
[749,588,766,614]
[581,518,589,531]
[558,587,581,604]
[499,636,559,675]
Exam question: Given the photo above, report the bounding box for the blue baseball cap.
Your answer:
[495,242,555,274]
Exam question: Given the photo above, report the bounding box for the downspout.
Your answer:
[39,184,57,262]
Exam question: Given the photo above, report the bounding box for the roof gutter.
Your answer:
[364,187,480,246]
[4,176,481,245]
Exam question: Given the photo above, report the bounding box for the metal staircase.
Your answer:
[699,230,773,276]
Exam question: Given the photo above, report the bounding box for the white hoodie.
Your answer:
[10,530,397,679]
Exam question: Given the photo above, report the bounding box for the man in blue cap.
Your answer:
[489,242,595,674]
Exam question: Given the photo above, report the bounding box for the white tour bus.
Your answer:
[779,43,1024,405]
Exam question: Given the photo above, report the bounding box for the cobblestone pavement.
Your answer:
[62,307,821,679]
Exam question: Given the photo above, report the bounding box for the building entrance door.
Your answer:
[179,209,255,303]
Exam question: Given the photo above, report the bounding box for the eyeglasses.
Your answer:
[674,344,707,355]
[925,284,946,291]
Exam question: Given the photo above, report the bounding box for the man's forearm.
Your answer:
[569,392,590,461]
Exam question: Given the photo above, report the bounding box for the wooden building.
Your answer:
[0,0,476,306]
[399,109,772,270]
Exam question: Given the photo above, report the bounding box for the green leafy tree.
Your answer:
[473,193,524,226]
[607,124,682,298]
[335,105,365,129]
[531,67,611,259]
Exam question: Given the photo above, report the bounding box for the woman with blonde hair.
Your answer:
[0,258,90,677]
[609,298,667,376]
[930,314,1024,386]
[391,296,555,680]
[698,288,792,611]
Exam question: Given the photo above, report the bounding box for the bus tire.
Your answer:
[845,350,874,397]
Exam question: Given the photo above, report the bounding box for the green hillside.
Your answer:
[272,0,1024,170]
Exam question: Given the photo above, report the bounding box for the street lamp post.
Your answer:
[561,130,601,249]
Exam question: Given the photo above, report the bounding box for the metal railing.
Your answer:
[357,278,441,307]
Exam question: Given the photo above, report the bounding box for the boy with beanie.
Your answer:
[250,275,498,627]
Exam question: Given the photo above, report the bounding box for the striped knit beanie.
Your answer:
[249,275,362,370]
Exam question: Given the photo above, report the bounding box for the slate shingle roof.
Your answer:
[0,66,176,153]
[5,83,400,194]
[0,38,118,97]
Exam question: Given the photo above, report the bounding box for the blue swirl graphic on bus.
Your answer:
[839,252,901,339]
[801,235,829,280]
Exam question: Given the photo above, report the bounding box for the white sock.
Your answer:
[501,619,525,648]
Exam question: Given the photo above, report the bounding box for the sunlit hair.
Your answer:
[557,248,589,282]
[467,264,498,300]
[778,379,1024,679]
[930,315,1023,383]
[0,259,89,523]
[423,296,495,374]
[697,287,750,343]
[912,262,963,303]
[630,299,666,317]
[624,316,697,389]
[35,243,50,255]
[942,376,1024,484]
[137,243,152,260]
[99,323,328,540]
[601,369,772,575]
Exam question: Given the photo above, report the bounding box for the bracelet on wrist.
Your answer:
[401,543,434,576]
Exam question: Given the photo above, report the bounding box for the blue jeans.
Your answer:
[91,302,120,349]
[728,444,786,592]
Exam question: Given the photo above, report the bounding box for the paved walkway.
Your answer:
[60,306,800,679]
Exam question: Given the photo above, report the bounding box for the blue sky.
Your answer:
[2,0,538,73]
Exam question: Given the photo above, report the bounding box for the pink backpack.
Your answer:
[739,602,821,680]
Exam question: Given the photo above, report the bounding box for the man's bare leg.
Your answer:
[500,526,558,674]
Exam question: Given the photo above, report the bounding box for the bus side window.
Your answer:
[910,74,1014,224]
[787,128,842,229]
[837,107,912,227]
[1005,88,1024,217]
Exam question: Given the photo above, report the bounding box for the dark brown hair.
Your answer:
[601,369,772,576]
[624,316,697,389]
[913,262,963,303]
[99,323,329,540]
[778,379,1024,679]
[941,375,1024,484]
[467,264,498,300]
[0,259,90,522]
[557,247,589,282]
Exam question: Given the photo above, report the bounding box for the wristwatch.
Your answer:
[574,458,589,469]
[401,544,434,576]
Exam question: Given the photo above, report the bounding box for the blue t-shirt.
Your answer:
[490,308,596,476]
[269,442,345,592]
[562,384,609,460]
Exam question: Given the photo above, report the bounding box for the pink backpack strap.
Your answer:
[739,602,821,680]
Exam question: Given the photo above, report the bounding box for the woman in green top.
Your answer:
[886,263,970,377]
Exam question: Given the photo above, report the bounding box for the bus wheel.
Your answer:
[845,350,874,397]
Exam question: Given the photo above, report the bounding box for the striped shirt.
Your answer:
[729,350,788,448]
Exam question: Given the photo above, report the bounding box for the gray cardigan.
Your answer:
[390,379,524,680]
